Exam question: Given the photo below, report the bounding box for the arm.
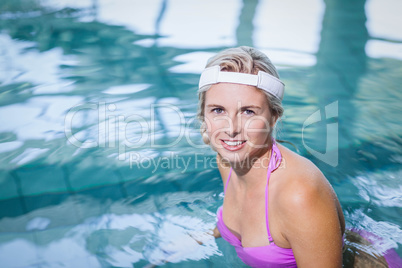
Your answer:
[281,169,344,267]
[212,226,221,238]
[216,153,231,183]
[212,154,231,239]
[191,226,221,245]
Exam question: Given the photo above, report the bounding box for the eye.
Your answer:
[243,109,255,115]
[212,108,224,114]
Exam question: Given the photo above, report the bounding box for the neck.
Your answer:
[231,142,274,186]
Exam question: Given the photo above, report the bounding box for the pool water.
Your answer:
[0,0,401,267]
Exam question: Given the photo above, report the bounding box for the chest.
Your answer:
[222,184,270,247]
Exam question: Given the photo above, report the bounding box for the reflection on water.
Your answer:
[0,0,401,267]
[0,195,221,267]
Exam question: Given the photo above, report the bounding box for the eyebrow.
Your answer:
[206,104,262,109]
[206,104,224,108]
[241,105,261,110]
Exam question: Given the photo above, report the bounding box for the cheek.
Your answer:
[204,115,214,133]
[204,117,220,139]
[244,119,271,139]
[204,115,227,133]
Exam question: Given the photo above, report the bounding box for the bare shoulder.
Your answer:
[274,143,337,212]
[216,153,231,186]
[273,143,344,266]
[276,143,326,182]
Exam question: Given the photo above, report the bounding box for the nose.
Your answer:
[224,114,241,138]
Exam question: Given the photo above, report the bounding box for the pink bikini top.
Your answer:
[216,140,297,267]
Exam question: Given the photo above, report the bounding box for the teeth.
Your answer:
[224,140,244,146]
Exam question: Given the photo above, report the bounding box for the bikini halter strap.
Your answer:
[266,140,282,242]
[223,167,232,194]
[222,140,283,242]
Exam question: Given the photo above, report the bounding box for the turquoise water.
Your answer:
[0,0,401,267]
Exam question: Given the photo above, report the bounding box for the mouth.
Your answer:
[220,139,247,151]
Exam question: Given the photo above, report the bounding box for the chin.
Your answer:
[216,148,251,164]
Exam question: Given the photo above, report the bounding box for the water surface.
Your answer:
[0,0,401,267]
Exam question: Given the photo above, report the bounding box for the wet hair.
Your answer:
[197,46,284,145]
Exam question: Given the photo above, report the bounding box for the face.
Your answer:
[204,83,275,164]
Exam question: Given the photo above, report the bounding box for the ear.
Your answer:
[202,131,210,145]
[200,121,210,145]
[271,115,279,128]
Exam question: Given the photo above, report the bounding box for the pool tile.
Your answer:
[0,170,19,200]
[68,161,120,191]
[13,164,68,196]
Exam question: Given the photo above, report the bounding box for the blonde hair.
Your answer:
[197,46,284,144]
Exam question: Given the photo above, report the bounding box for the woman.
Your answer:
[198,46,345,267]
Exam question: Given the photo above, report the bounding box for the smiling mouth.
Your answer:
[222,140,246,146]
[220,139,247,151]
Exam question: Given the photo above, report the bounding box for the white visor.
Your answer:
[198,65,284,101]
